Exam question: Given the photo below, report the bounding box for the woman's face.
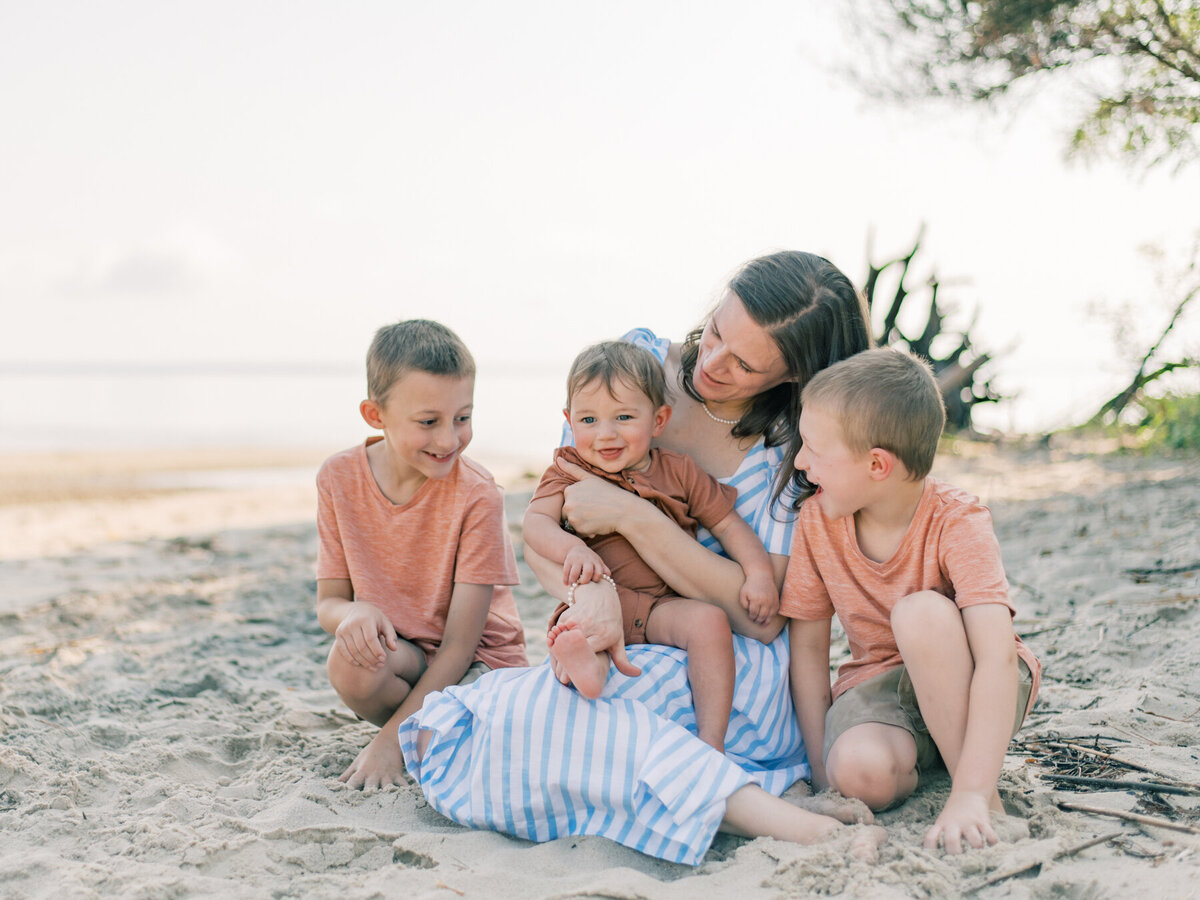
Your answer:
[693,292,792,404]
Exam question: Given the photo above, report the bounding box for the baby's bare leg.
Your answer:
[644,598,734,753]
[327,635,426,727]
[721,784,887,859]
[547,622,609,699]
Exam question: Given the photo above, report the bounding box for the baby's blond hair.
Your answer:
[566,342,667,410]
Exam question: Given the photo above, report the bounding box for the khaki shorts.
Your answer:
[823,657,1034,772]
[392,635,489,686]
[458,660,491,686]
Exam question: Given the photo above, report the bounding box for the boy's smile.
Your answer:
[566,378,670,475]
[361,371,475,498]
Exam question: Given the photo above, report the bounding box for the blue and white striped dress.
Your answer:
[398,329,807,866]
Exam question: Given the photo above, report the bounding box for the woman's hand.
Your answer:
[557,460,643,537]
[558,578,641,677]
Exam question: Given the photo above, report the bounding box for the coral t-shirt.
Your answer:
[316,438,527,669]
[781,477,1040,713]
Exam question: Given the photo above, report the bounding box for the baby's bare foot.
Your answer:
[547,624,608,699]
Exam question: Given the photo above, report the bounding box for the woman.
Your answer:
[399,251,878,865]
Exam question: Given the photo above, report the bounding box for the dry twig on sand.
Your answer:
[962,832,1123,895]
[1057,803,1200,835]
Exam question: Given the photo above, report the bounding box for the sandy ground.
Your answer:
[1,442,1198,898]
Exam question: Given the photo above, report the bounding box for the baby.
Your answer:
[523,341,779,752]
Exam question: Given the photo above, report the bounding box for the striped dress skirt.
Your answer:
[398,632,808,866]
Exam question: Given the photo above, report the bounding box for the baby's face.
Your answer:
[565,378,667,474]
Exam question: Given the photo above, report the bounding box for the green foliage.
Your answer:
[1136,392,1200,449]
[859,0,1200,168]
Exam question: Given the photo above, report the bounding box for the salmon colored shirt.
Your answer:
[781,477,1040,713]
[316,438,527,669]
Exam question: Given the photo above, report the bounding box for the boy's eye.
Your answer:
[418,419,437,427]
[456,415,471,424]
[580,416,596,424]
[617,414,633,421]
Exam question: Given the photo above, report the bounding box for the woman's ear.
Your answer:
[360,399,385,429]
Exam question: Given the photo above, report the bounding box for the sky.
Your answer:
[3,1,1198,454]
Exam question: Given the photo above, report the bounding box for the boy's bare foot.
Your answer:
[547,623,609,699]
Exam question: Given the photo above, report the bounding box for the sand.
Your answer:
[1,442,1198,898]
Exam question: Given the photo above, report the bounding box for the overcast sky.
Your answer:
[4,1,1198,438]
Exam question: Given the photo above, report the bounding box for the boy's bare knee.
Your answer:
[827,733,916,811]
[328,653,392,702]
[890,590,956,638]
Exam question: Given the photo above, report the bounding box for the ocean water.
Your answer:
[0,363,566,470]
[3,358,1176,467]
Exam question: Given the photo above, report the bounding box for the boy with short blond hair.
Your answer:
[782,348,1041,854]
[316,319,527,790]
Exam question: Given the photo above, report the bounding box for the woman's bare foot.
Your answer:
[721,784,887,860]
[547,623,609,699]
[783,784,875,825]
[841,823,889,861]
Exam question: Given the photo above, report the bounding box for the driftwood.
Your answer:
[1089,266,1199,423]
[863,229,1002,432]
[1019,737,1158,775]
[1039,774,1200,796]
[1057,802,1200,835]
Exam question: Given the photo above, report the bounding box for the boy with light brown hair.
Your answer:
[782,347,1041,854]
[316,319,527,790]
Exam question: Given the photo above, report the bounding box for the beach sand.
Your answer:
[1,443,1198,898]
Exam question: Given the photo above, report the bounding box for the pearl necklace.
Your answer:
[701,403,740,426]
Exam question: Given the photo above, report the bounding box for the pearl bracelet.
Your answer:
[565,573,616,607]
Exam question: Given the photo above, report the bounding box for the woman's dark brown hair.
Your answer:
[678,251,871,502]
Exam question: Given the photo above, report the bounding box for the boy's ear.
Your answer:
[360,399,385,430]
[562,407,571,424]
[867,447,895,481]
[651,404,672,437]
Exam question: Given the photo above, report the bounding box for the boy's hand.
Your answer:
[333,602,398,670]
[339,728,407,790]
[562,545,611,586]
[739,570,780,624]
[924,790,998,855]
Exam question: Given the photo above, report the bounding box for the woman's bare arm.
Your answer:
[559,467,786,642]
